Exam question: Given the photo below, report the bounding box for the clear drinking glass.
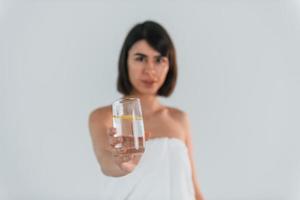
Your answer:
[112,97,145,154]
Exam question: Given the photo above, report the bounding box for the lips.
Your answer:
[141,80,156,87]
[142,80,155,84]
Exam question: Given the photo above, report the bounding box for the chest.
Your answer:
[143,114,186,140]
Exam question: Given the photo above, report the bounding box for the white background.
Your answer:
[1,0,300,199]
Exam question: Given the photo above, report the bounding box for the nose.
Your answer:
[143,60,156,75]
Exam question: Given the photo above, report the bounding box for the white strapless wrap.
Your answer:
[101,137,195,200]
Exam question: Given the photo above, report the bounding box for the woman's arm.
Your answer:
[88,108,129,177]
[182,112,205,200]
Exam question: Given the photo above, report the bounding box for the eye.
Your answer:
[155,57,163,64]
[135,56,145,62]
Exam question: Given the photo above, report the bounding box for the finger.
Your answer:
[111,146,127,156]
[145,131,152,141]
[115,154,132,164]
[106,127,116,136]
[109,136,123,147]
[120,161,136,172]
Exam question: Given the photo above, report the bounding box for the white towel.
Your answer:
[101,137,195,200]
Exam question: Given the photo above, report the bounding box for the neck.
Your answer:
[124,93,161,116]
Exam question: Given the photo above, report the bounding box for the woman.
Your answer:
[89,21,205,200]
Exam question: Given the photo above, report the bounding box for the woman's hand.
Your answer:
[106,127,151,173]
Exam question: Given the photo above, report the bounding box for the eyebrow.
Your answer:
[133,53,162,58]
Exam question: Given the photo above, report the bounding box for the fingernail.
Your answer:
[118,148,125,153]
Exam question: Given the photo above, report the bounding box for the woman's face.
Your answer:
[127,40,169,96]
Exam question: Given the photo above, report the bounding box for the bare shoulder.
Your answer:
[164,106,192,145]
[88,105,113,153]
[165,106,190,129]
[165,106,188,121]
[89,105,112,130]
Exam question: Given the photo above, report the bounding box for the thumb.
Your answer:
[145,131,151,141]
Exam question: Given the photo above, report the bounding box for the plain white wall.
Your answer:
[1,0,300,199]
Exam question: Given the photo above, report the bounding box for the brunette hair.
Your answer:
[117,20,177,97]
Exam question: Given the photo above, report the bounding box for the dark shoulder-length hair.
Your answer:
[117,20,177,97]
